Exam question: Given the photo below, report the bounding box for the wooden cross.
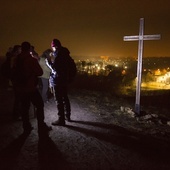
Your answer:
[124,18,161,115]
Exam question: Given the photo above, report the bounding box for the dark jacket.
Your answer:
[47,47,70,86]
[14,51,43,93]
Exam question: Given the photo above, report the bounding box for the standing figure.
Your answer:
[0,45,22,120]
[10,45,22,120]
[39,49,52,103]
[45,39,71,125]
[0,47,13,88]
[13,41,52,138]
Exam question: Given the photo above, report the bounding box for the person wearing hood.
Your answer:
[45,39,71,125]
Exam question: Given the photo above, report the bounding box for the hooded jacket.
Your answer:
[46,46,70,86]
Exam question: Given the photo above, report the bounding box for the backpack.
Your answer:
[67,56,77,83]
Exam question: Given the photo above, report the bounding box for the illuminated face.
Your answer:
[51,46,58,52]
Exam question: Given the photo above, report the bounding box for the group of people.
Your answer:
[1,39,73,139]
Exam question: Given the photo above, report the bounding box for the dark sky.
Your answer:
[0,0,170,59]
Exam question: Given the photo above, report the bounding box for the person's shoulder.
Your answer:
[61,47,70,55]
[31,56,39,63]
[39,57,47,66]
[39,57,44,63]
[25,54,39,65]
[17,52,31,60]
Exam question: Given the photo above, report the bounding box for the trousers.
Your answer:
[53,84,71,120]
[19,89,45,130]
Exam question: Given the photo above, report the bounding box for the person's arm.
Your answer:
[45,58,56,74]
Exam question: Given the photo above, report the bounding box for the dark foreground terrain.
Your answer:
[0,73,170,169]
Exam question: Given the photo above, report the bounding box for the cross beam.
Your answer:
[123,18,161,115]
[124,35,161,41]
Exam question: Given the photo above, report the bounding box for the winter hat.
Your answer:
[51,39,61,48]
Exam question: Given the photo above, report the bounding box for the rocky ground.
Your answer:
[0,75,170,170]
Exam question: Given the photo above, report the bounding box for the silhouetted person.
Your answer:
[13,41,52,138]
[45,39,71,125]
[0,46,13,88]
[0,45,22,120]
[10,45,22,120]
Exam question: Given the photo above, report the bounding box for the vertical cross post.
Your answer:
[135,18,144,115]
[124,18,161,115]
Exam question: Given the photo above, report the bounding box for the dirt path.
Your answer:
[0,84,170,170]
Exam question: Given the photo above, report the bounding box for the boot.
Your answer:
[65,113,71,121]
[38,122,52,139]
[52,117,65,126]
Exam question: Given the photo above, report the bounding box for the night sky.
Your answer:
[0,0,170,59]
